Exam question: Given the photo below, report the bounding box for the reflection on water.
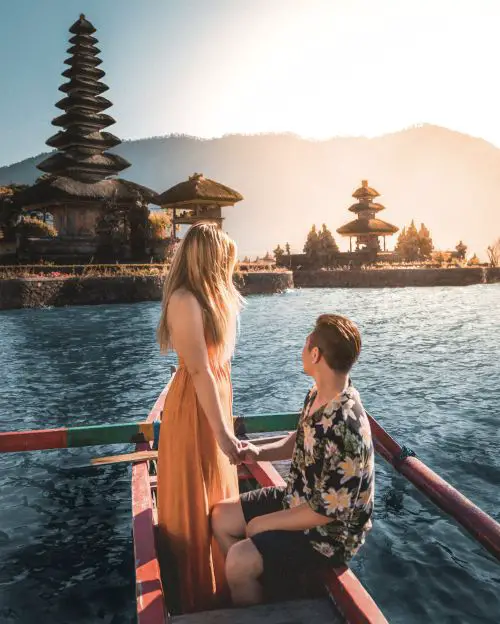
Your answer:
[1,286,500,623]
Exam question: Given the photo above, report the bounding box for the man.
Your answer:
[211,314,374,606]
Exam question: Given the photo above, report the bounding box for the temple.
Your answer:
[336,180,398,255]
[15,15,158,262]
[157,173,243,233]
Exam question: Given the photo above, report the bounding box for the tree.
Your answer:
[303,224,320,264]
[468,253,480,266]
[395,220,420,261]
[487,237,500,267]
[0,184,29,242]
[273,244,284,265]
[243,255,251,263]
[263,250,273,261]
[418,223,434,259]
[396,220,434,261]
[455,240,467,260]
[317,223,339,267]
[148,211,172,240]
[285,242,291,255]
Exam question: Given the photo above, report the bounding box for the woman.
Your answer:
[156,222,244,613]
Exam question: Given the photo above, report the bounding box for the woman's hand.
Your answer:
[216,429,243,465]
[239,441,261,463]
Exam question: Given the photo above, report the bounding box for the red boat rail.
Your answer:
[368,414,500,562]
[132,385,169,624]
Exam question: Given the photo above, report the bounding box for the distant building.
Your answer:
[157,173,243,234]
[336,180,398,254]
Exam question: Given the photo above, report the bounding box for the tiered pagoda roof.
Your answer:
[337,180,398,237]
[14,175,158,206]
[157,173,243,207]
[37,14,131,184]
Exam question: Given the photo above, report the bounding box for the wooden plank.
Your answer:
[0,427,67,452]
[172,598,342,623]
[91,450,158,466]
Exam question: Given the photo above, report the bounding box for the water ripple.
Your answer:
[1,287,500,622]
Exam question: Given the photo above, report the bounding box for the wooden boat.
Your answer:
[132,383,388,624]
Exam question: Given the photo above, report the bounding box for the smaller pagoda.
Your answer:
[156,173,243,233]
[336,180,398,253]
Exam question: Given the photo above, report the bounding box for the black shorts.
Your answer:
[240,486,328,585]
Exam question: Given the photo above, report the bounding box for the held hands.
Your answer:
[216,429,244,464]
[239,440,260,464]
[216,431,261,465]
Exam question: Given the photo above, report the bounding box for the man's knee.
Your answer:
[226,539,263,583]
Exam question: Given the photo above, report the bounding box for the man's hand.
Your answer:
[246,516,266,537]
[239,441,261,463]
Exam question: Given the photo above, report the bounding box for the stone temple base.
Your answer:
[18,236,100,264]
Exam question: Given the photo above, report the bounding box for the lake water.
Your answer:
[0,286,499,623]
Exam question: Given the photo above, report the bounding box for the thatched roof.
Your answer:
[13,176,159,207]
[352,180,380,200]
[337,218,399,236]
[348,201,385,213]
[157,173,243,207]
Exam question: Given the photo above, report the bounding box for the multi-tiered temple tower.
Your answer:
[336,180,398,254]
[17,15,158,262]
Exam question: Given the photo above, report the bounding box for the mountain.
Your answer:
[1,125,499,259]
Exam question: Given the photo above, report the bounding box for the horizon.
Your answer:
[3,1,500,165]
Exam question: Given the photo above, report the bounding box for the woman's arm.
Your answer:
[168,290,242,463]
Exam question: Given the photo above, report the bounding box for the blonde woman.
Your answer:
[156,222,244,613]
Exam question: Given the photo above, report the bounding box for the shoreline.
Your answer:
[0,268,499,311]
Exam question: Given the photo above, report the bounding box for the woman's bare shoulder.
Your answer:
[168,289,202,316]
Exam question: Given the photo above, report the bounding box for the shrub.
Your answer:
[18,217,57,238]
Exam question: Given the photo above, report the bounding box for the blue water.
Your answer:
[0,286,499,623]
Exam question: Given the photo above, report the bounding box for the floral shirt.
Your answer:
[283,382,374,564]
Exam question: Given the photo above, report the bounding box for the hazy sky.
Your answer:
[2,0,500,166]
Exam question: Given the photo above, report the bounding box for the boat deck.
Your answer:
[172,598,342,624]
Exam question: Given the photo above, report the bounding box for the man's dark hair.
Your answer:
[308,314,361,373]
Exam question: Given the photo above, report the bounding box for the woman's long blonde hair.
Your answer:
[157,222,243,360]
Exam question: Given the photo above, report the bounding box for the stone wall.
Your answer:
[235,271,293,295]
[293,268,493,288]
[1,268,498,311]
[487,267,500,283]
[0,271,294,311]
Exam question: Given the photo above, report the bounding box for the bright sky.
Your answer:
[2,0,500,165]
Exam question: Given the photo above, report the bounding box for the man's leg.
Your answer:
[225,538,264,606]
[211,497,247,556]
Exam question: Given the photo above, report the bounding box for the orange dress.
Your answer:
[156,352,239,614]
